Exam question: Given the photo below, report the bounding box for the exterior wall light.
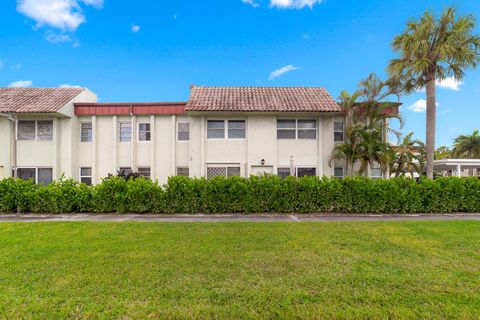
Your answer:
[261,159,265,166]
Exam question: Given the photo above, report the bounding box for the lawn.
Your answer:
[0,221,479,319]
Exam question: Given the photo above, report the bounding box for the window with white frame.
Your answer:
[207,120,246,139]
[334,167,344,178]
[138,123,151,141]
[137,167,151,178]
[81,122,93,142]
[277,168,292,178]
[371,168,382,179]
[228,120,246,139]
[17,120,53,141]
[297,167,316,177]
[177,122,190,141]
[277,119,317,139]
[17,167,53,184]
[119,122,132,142]
[176,167,189,177]
[206,165,241,178]
[334,121,344,142]
[80,167,92,185]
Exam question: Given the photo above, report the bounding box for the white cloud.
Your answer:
[242,0,260,7]
[270,0,322,9]
[269,65,298,80]
[8,80,33,88]
[59,83,82,88]
[131,24,140,33]
[17,0,103,32]
[407,99,439,113]
[436,77,463,91]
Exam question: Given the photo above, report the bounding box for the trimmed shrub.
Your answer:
[1,176,480,214]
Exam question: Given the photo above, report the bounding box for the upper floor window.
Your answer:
[277,119,317,139]
[334,121,344,142]
[177,122,190,141]
[207,120,246,139]
[81,122,92,142]
[119,122,132,142]
[138,123,151,141]
[18,120,53,141]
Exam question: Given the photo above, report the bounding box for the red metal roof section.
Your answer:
[74,102,187,115]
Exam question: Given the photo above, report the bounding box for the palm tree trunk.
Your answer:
[425,71,436,179]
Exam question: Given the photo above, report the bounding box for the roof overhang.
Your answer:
[74,102,187,115]
[433,159,480,170]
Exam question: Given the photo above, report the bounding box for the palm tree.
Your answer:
[387,7,480,179]
[452,130,480,158]
[356,125,393,176]
[435,146,452,160]
[391,132,425,177]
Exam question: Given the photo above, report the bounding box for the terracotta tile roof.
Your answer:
[185,86,341,112]
[0,87,85,113]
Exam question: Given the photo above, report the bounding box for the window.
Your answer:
[277,120,296,139]
[18,121,36,140]
[297,120,316,139]
[17,168,36,181]
[334,167,344,178]
[17,167,53,184]
[119,167,132,175]
[277,168,291,179]
[176,167,189,177]
[297,167,316,177]
[119,122,132,142]
[334,121,344,142]
[277,120,317,139]
[138,123,151,141]
[371,168,382,179]
[228,120,246,139]
[37,121,53,140]
[18,121,52,141]
[80,167,92,185]
[137,167,151,178]
[207,120,225,139]
[177,122,190,141]
[207,165,241,179]
[81,122,93,142]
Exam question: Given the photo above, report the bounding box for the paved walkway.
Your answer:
[1,213,480,222]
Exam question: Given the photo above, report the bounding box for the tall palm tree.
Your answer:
[387,7,480,179]
[356,125,393,176]
[391,132,425,177]
[452,130,480,158]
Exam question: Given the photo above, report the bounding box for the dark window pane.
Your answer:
[37,121,53,140]
[17,168,36,181]
[277,120,296,129]
[334,132,344,142]
[18,121,36,140]
[298,120,316,129]
[334,122,344,131]
[297,167,316,177]
[228,120,245,139]
[207,121,225,139]
[81,177,92,186]
[277,130,296,139]
[138,167,151,178]
[138,123,151,141]
[298,130,316,139]
[334,167,344,178]
[277,168,291,179]
[176,167,189,177]
[38,168,53,185]
[227,167,241,177]
[81,123,92,142]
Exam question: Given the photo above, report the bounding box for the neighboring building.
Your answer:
[0,86,396,184]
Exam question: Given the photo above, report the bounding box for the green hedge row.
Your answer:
[1,176,480,214]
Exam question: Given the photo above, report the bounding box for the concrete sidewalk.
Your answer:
[1,213,480,222]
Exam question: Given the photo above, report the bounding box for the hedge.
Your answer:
[1,175,480,214]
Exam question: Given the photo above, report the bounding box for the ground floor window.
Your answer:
[176,167,189,177]
[371,168,382,179]
[80,167,92,185]
[277,167,316,178]
[207,165,241,179]
[16,167,53,184]
[137,167,151,179]
[334,167,345,178]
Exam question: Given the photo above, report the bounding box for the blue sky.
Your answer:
[1,0,479,147]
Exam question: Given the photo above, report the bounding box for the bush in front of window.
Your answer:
[1,176,480,214]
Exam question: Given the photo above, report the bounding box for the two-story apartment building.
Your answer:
[0,86,390,184]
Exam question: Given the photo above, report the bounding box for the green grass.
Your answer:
[1,222,480,319]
